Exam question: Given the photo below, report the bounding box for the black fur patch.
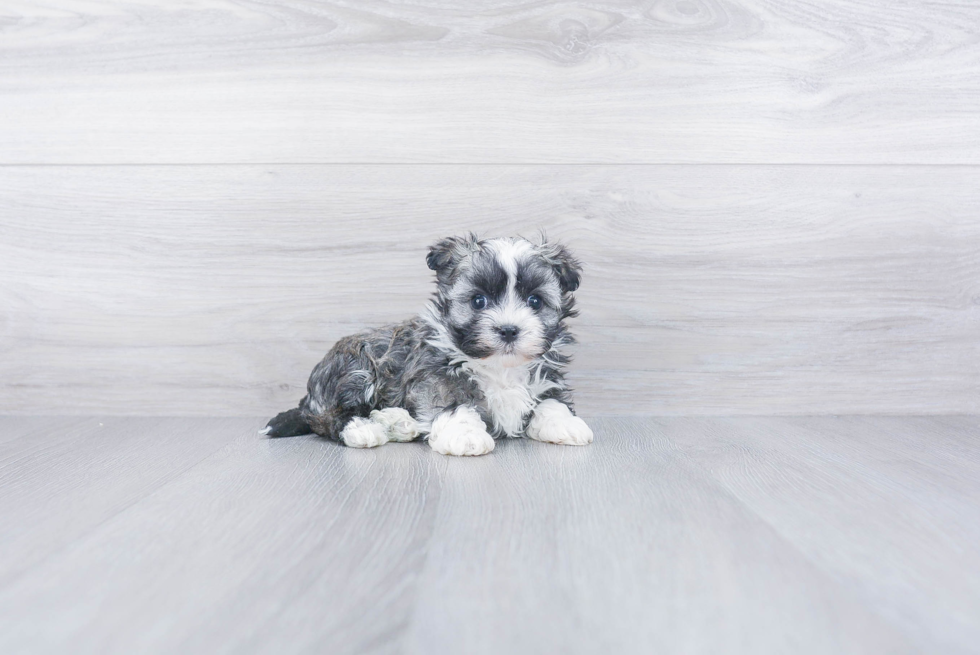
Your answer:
[514,260,552,303]
[264,407,312,438]
[468,252,508,304]
[451,317,496,359]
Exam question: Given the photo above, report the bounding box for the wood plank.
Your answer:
[0,417,250,585]
[1,1,979,163]
[0,422,441,654]
[0,416,98,447]
[1,165,977,415]
[664,415,980,653]
[403,418,912,654]
[0,416,948,654]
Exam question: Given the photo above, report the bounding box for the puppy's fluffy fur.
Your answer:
[262,234,593,456]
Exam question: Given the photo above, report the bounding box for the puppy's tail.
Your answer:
[261,407,312,438]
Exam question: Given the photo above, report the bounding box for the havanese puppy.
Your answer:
[262,234,593,456]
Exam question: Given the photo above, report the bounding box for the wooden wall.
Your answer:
[1,1,978,416]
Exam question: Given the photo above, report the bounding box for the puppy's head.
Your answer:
[426,234,581,366]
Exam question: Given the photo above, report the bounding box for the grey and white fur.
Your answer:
[262,234,593,456]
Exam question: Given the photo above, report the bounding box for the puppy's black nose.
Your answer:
[497,325,520,343]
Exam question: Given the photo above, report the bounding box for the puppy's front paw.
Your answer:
[370,407,420,442]
[427,406,495,457]
[526,399,594,446]
[340,416,389,448]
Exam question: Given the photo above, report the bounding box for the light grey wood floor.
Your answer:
[2,415,978,654]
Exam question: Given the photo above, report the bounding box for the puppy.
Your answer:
[262,234,593,456]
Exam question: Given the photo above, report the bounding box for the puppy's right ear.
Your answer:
[426,234,477,282]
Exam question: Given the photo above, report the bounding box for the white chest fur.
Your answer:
[461,359,561,437]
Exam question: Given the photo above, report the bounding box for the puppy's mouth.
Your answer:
[484,352,529,368]
[484,344,538,367]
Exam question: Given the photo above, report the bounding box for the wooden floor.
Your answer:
[1,416,978,654]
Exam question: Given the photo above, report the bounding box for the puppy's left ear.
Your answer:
[540,241,582,293]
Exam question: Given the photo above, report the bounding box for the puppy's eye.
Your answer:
[527,294,542,310]
[471,294,488,310]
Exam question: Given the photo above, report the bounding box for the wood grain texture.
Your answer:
[1,1,979,163]
[1,416,979,653]
[663,415,980,653]
[0,417,441,655]
[402,418,910,654]
[1,165,977,415]
[0,417,247,585]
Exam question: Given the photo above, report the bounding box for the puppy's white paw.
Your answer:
[370,407,420,442]
[340,416,389,448]
[427,406,495,457]
[526,399,593,446]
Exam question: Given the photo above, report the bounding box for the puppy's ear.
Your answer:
[539,241,582,293]
[426,234,478,281]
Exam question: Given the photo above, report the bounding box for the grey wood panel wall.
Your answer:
[2,166,977,415]
[1,1,978,415]
[2,0,980,164]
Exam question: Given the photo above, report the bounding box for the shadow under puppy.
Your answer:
[263,234,593,456]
